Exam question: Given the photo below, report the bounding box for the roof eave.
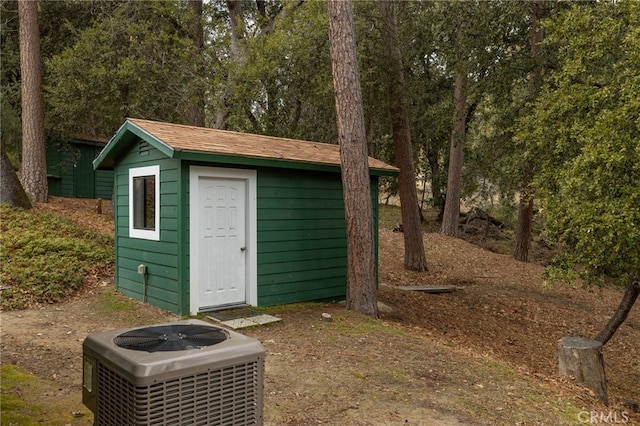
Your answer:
[175,150,399,176]
[370,168,400,177]
[93,119,176,170]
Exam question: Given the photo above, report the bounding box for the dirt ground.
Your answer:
[1,197,639,425]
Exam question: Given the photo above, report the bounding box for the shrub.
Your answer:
[0,205,114,309]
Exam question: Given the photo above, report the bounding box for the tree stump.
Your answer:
[558,336,608,405]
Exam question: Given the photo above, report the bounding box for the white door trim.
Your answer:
[189,166,257,314]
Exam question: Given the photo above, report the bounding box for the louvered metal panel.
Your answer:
[83,320,264,426]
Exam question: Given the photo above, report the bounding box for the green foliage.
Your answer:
[485,195,518,230]
[1,0,127,148]
[0,0,22,158]
[45,1,202,139]
[0,90,22,161]
[0,205,114,309]
[227,1,337,142]
[453,1,538,201]
[393,1,534,209]
[521,2,640,286]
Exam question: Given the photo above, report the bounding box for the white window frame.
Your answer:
[129,165,160,241]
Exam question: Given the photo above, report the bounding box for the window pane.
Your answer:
[133,177,145,229]
[133,175,155,230]
[144,176,155,229]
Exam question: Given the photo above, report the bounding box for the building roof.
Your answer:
[93,118,399,175]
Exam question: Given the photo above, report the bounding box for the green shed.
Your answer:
[47,137,114,199]
[93,118,398,315]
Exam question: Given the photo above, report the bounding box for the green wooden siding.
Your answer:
[175,163,380,312]
[257,169,347,306]
[46,146,74,197]
[113,143,182,314]
[108,145,382,315]
[46,141,113,199]
[95,169,114,199]
[74,145,97,197]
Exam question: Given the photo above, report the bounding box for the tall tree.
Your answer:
[522,1,640,343]
[241,1,336,142]
[327,0,378,318]
[379,0,427,271]
[390,2,454,218]
[187,0,206,127]
[18,0,47,203]
[3,1,124,151]
[433,1,531,237]
[214,0,306,131]
[46,2,202,138]
[513,0,544,261]
[213,0,245,129]
[433,1,478,237]
[440,71,467,236]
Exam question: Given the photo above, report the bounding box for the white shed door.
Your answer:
[197,176,246,308]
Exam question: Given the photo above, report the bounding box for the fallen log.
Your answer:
[459,207,504,228]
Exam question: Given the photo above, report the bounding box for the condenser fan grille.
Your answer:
[114,324,229,352]
[96,359,261,425]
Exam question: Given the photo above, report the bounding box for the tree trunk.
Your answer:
[427,148,445,220]
[0,146,32,209]
[513,195,534,261]
[513,0,544,261]
[327,0,378,318]
[18,0,47,204]
[595,276,640,345]
[379,0,427,272]
[440,71,466,237]
[187,0,206,127]
[558,336,608,405]
[214,0,245,129]
[215,1,304,130]
[558,276,639,407]
[528,0,544,98]
[226,0,243,60]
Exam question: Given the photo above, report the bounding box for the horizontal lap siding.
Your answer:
[47,143,114,198]
[114,146,181,314]
[45,148,62,196]
[46,148,75,197]
[257,170,348,306]
[95,169,114,199]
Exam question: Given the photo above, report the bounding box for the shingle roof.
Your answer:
[120,118,398,174]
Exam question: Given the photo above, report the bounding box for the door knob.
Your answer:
[240,246,246,251]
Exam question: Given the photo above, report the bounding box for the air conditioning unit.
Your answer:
[82,319,264,426]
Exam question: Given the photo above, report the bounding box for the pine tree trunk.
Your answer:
[18,0,47,204]
[441,72,466,237]
[328,0,378,318]
[379,0,427,272]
